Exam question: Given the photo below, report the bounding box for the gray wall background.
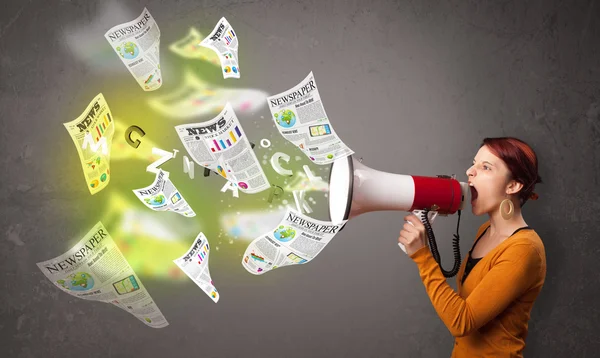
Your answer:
[2,0,600,357]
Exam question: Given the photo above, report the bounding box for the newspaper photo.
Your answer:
[241,209,348,275]
[266,72,354,165]
[132,169,196,217]
[63,93,114,195]
[173,232,219,303]
[174,102,270,194]
[199,17,240,79]
[104,7,162,91]
[168,27,220,66]
[36,222,169,328]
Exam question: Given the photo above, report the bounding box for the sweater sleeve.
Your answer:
[409,242,543,337]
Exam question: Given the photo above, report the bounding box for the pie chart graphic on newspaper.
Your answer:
[273,225,296,242]
[217,166,227,178]
[274,109,297,128]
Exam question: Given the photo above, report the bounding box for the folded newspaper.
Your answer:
[132,169,196,217]
[175,102,270,194]
[200,17,240,79]
[104,7,162,91]
[63,93,114,195]
[36,222,169,328]
[173,232,219,303]
[266,72,354,165]
[241,209,348,275]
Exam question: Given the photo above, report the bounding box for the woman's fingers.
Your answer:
[399,215,429,255]
[398,229,415,244]
[404,214,425,231]
[398,235,407,245]
[398,231,407,243]
[403,221,418,233]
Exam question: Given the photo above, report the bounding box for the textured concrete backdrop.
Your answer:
[1,0,600,357]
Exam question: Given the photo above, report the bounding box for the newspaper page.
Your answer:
[63,93,114,195]
[169,27,220,66]
[147,68,267,120]
[132,169,196,217]
[36,222,169,328]
[266,72,354,165]
[241,209,348,275]
[174,102,270,194]
[199,17,240,79]
[104,7,162,91]
[173,232,219,303]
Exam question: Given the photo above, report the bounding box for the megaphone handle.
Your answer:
[398,210,438,255]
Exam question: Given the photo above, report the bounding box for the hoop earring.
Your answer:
[500,199,514,220]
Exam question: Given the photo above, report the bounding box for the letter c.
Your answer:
[270,152,293,176]
[125,125,146,149]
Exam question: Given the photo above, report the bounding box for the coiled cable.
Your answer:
[420,208,462,278]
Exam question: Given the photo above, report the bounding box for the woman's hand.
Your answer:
[398,213,428,256]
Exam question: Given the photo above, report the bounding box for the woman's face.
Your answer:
[466,146,515,215]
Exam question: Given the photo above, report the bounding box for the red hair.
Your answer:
[480,137,542,207]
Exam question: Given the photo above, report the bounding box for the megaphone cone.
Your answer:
[328,155,470,278]
[328,156,470,224]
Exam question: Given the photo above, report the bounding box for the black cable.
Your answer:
[421,208,462,278]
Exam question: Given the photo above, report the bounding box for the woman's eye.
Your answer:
[483,165,489,170]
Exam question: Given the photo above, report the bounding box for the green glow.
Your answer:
[54,26,332,281]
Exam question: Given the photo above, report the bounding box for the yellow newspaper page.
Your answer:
[63,93,114,195]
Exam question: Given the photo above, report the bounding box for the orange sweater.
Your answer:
[409,220,546,357]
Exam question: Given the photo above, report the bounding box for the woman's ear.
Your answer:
[506,180,524,196]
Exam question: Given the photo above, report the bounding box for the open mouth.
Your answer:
[470,185,478,202]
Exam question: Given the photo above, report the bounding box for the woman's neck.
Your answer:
[487,203,528,238]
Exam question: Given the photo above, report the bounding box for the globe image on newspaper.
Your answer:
[273,225,296,242]
[144,194,166,206]
[117,42,140,60]
[274,109,297,128]
[56,272,95,291]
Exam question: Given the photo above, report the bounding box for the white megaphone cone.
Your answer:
[328,156,470,276]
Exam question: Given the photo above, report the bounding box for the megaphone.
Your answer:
[327,155,470,277]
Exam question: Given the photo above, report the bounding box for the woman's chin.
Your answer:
[470,200,484,216]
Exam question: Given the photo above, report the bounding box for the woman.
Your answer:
[398,137,546,357]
